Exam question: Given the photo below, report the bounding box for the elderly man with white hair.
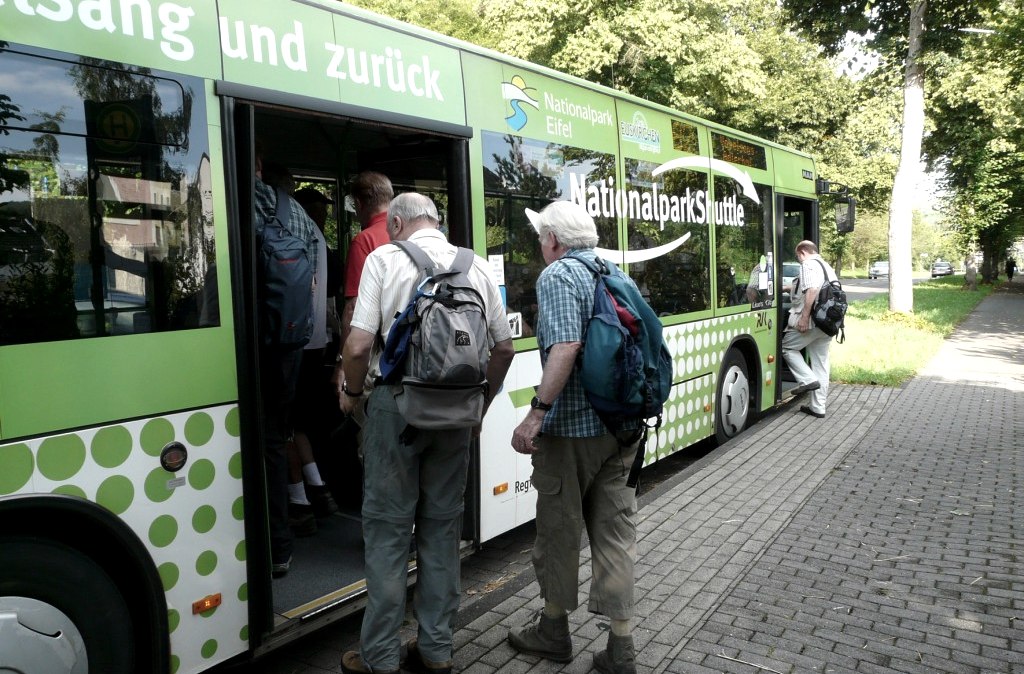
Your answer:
[508,200,640,674]
[339,192,514,674]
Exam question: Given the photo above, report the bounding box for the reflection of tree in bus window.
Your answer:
[625,159,711,316]
[0,44,215,345]
[482,131,615,337]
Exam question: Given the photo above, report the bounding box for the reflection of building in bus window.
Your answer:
[0,45,215,343]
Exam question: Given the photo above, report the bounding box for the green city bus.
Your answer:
[0,2,850,672]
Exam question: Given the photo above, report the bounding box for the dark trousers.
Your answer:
[261,347,303,563]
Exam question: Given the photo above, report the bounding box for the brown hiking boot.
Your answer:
[401,639,452,674]
[507,610,572,662]
[341,651,398,674]
[593,632,636,674]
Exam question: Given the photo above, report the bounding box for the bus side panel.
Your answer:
[477,349,543,542]
[0,405,248,674]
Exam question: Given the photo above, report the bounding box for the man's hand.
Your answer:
[339,388,358,416]
[512,412,543,454]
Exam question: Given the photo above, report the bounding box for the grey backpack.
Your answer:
[380,240,491,430]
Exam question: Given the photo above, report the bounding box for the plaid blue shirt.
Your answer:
[254,178,320,274]
[536,248,606,437]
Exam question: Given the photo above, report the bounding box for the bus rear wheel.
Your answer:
[715,349,751,444]
[0,537,135,674]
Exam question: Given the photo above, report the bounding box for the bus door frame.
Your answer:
[218,82,480,644]
[774,194,819,403]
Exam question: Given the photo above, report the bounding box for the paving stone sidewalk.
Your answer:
[246,280,1022,674]
[453,280,1023,673]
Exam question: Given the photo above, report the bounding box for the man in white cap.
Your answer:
[508,200,640,674]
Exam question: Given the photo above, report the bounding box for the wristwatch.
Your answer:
[342,383,364,398]
[530,396,553,412]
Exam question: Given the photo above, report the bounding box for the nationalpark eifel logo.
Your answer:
[502,75,538,131]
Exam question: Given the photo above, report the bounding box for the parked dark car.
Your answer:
[931,260,954,277]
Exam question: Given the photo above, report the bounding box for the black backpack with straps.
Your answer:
[810,258,847,343]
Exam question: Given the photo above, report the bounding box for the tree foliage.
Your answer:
[924,2,1024,281]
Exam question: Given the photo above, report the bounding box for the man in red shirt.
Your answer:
[340,172,393,346]
[331,172,393,398]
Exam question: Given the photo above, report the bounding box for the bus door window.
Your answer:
[780,198,815,308]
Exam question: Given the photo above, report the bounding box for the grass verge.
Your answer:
[831,276,998,386]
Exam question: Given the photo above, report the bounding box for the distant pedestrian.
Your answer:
[781,240,837,419]
[1006,258,1016,281]
[508,201,642,674]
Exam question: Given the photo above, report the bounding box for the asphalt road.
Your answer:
[840,273,944,302]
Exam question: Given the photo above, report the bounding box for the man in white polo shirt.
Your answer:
[782,240,837,418]
[338,192,514,674]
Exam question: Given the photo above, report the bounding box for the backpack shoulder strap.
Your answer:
[814,258,839,286]
[563,251,605,276]
[449,247,476,276]
[273,187,292,232]
[393,240,436,280]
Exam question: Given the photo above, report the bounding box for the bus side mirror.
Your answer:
[836,197,856,233]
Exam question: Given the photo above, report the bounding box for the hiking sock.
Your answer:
[288,482,311,505]
[610,619,630,637]
[302,462,325,487]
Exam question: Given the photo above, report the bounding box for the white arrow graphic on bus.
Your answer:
[594,233,691,265]
[652,156,761,204]
[526,208,693,265]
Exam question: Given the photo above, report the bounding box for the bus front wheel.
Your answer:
[0,537,135,674]
[715,349,751,444]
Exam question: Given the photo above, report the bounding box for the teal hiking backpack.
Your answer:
[566,253,673,487]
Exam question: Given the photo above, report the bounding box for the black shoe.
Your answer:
[790,381,821,396]
[308,484,339,518]
[271,555,291,578]
[289,502,317,536]
[799,405,825,419]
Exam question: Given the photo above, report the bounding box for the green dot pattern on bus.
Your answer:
[0,443,33,494]
[188,458,216,490]
[196,550,218,576]
[145,466,175,503]
[150,514,179,548]
[193,505,217,533]
[185,412,215,447]
[0,406,249,673]
[91,426,132,468]
[96,475,134,515]
[654,314,765,462]
[140,418,175,456]
[37,434,86,481]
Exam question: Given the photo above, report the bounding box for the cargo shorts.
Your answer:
[530,432,639,620]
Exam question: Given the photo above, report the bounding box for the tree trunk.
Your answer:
[887,0,927,313]
[979,229,998,283]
